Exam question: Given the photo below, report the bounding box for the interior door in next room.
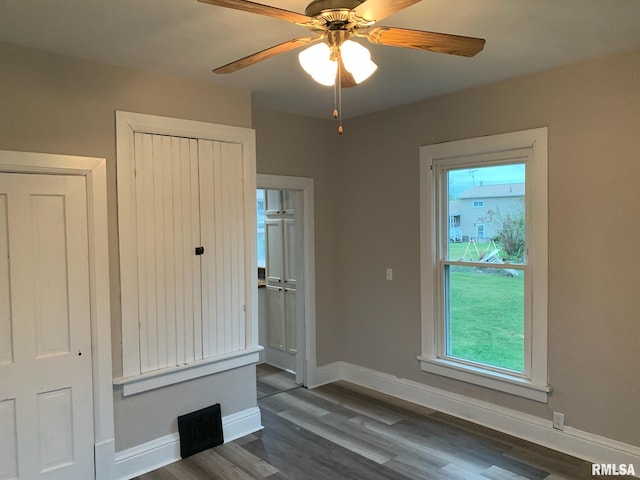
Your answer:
[259,189,301,376]
[0,173,94,480]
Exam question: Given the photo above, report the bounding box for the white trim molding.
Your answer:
[0,150,114,480]
[419,127,549,402]
[314,361,640,469]
[113,347,263,396]
[115,110,258,384]
[113,407,262,480]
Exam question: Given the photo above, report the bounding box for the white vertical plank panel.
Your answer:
[173,138,186,367]
[0,398,18,479]
[31,195,71,358]
[0,195,13,365]
[190,140,203,362]
[219,143,232,354]
[162,135,177,369]
[153,135,168,370]
[226,142,245,351]
[198,140,215,358]
[120,125,142,378]
[134,133,148,373]
[212,141,226,356]
[141,133,158,372]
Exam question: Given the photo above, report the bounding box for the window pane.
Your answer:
[256,189,266,267]
[447,164,526,264]
[446,265,524,372]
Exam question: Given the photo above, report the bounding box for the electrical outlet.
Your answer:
[386,268,393,281]
[552,411,565,430]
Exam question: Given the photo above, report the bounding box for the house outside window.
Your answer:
[472,200,485,207]
[419,128,549,402]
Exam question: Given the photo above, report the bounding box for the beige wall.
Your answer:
[252,108,342,365]
[336,49,640,446]
[0,42,256,451]
[3,38,639,452]
[253,49,640,447]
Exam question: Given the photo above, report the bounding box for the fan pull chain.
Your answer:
[333,55,343,134]
[333,74,338,120]
[338,74,343,135]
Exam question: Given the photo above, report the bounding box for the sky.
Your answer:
[448,163,525,198]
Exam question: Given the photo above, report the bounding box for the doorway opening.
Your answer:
[256,175,316,394]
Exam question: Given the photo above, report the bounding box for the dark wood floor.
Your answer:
[256,364,299,399]
[136,368,597,480]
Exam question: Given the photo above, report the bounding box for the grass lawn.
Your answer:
[448,241,499,261]
[448,266,524,372]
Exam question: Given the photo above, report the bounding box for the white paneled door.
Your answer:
[0,173,94,479]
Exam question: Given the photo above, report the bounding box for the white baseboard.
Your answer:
[315,361,640,469]
[95,438,115,480]
[222,406,264,443]
[113,407,262,480]
[308,361,342,388]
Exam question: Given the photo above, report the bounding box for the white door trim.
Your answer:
[257,175,316,387]
[0,150,114,480]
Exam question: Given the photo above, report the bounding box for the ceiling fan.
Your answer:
[199,0,485,131]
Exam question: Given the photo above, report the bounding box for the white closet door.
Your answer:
[266,286,285,352]
[0,173,94,479]
[265,219,284,284]
[284,288,297,354]
[283,218,297,287]
[264,189,282,215]
[133,133,202,372]
[199,140,246,358]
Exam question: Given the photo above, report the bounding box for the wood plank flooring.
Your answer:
[135,369,598,480]
[256,364,299,399]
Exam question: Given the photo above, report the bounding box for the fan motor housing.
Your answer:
[305,0,364,20]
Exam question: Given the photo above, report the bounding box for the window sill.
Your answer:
[114,346,263,396]
[417,355,550,403]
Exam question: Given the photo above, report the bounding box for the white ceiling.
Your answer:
[1,0,639,119]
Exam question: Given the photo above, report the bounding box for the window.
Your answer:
[419,128,549,402]
[473,200,485,207]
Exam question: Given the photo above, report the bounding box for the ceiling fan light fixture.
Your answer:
[339,39,377,83]
[298,42,338,86]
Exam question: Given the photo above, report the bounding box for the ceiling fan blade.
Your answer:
[213,37,315,74]
[198,0,318,26]
[351,0,422,25]
[366,26,485,57]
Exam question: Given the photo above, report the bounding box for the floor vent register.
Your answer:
[177,403,224,458]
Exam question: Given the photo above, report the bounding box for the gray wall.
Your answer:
[0,42,256,451]
[255,49,640,447]
[3,39,639,452]
[252,108,342,366]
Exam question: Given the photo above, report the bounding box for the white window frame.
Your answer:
[418,128,550,403]
[473,200,485,207]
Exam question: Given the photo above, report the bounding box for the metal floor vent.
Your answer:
[177,403,224,458]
